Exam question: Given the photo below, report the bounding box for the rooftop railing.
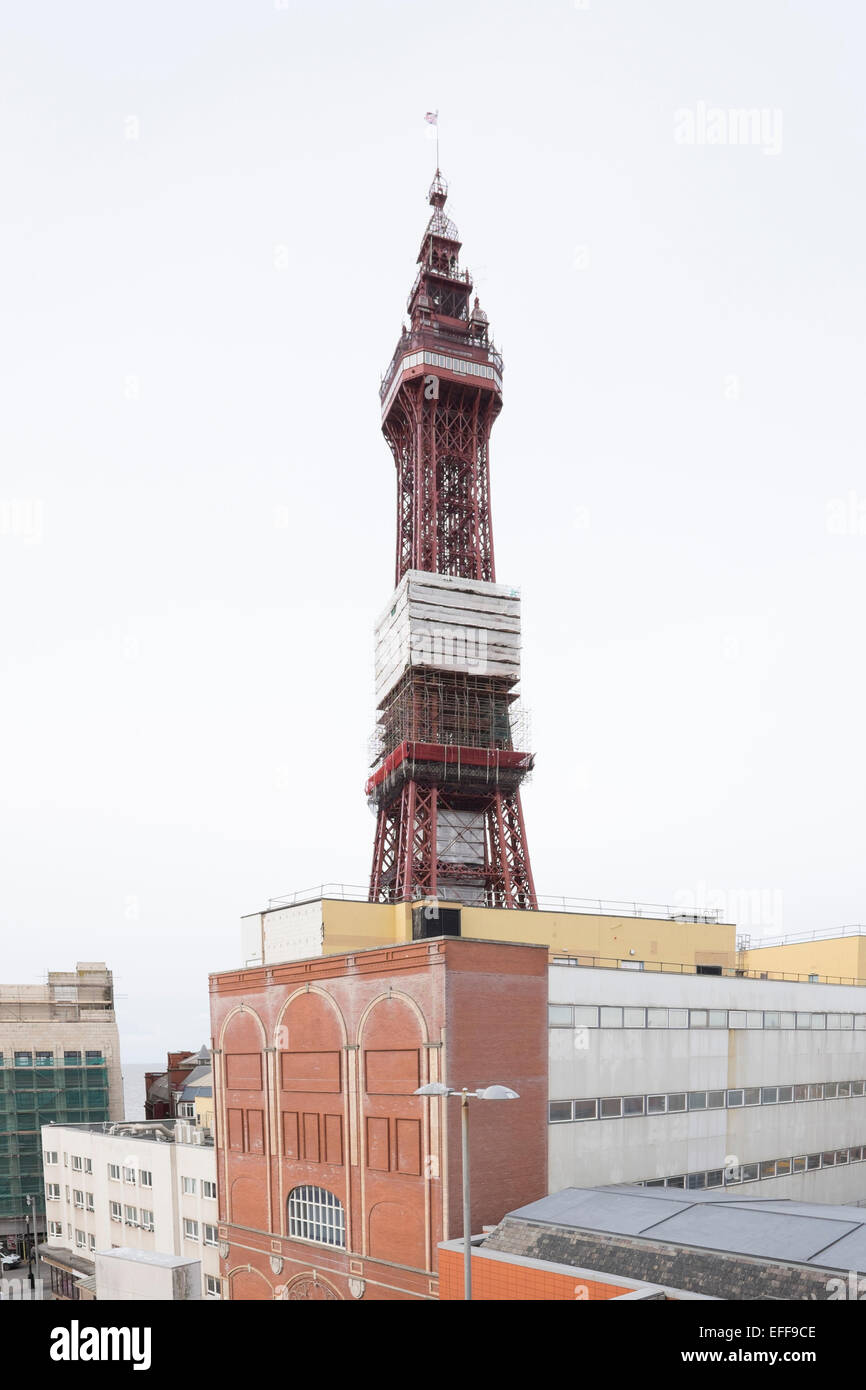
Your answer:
[548,951,866,989]
[265,882,723,923]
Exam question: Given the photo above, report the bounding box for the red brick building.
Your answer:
[209,936,548,1300]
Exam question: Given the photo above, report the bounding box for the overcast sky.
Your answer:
[1,1,864,1064]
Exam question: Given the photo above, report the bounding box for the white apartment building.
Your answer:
[548,964,866,1204]
[40,1119,222,1300]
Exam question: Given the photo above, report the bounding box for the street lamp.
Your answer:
[25,1194,40,1292]
[414,1081,519,1301]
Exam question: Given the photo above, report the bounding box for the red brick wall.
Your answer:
[439,1248,632,1301]
[209,936,548,1301]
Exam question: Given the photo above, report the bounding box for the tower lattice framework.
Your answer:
[367,170,537,909]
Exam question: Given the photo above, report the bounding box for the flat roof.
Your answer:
[505,1187,866,1273]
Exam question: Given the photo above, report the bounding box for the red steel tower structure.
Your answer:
[367,171,537,909]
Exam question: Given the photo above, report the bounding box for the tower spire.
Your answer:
[367,169,537,910]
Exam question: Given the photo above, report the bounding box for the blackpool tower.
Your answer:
[367,170,537,909]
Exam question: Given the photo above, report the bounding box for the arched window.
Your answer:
[287,1185,345,1248]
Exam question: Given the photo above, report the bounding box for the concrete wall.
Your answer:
[95,1249,201,1300]
[548,965,866,1203]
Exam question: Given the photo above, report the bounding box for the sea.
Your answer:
[120,1063,161,1122]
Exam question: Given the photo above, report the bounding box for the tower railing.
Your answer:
[380,328,504,399]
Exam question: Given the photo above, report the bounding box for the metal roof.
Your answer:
[505,1187,866,1272]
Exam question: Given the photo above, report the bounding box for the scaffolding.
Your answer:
[371,668,529,766]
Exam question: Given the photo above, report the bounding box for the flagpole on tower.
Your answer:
[425,109,440,170]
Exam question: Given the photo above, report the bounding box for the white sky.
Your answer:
[1,1,864,1062]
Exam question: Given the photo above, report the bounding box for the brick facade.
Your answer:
[209,937,548,1300]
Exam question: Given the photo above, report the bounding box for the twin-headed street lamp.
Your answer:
[414,1081,519,1301]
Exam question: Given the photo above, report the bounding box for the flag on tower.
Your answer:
[424,111,438,125]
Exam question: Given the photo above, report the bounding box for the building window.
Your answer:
[85,1051,103,1063]
[764,1012,781,1029]
[761,1087,778,1105]
[14,1052,32,1067]
[690,1010,708,1029]
[182,1176,197,1195]
[140,1210,154,1231]
[573,1099,597,1121]
[123,1166,135,1184]
[64,1051,82,1065]
[48,1221,63,1238]
[743,1087,760,1106]
[35,1051,53,1067]
[806,1154,821,1170]
[668,1010,688,1029]
[708,1010,727,1028]
[75,1229,87,1249]
[667,1093,686,1112]
[73,1190,84,1208]
[548,1005,572,1026]
[183,1219,199,1241]
[110,1202,121,1222]
[778,1086,793,1103]
[46,1184,60,1201]
[71,1156,82,1171]
[287,1186,346,1249]
[599,1097,622,1119]
[205,1275,221,1299]
[202,1181,217,1200]
[623,1008,646,1028]
[623,1095,645,1117]
[600,1007,623,1028]
[573,1006,599,1028]
[108,1164,120,1181]
[88,1234,96,1251]
[727,1089,744,1108]
[84,1158,92,1175]
[548,1101,573,1123]
[647,1009,667,1028]
[707,1091,725,1110]
[44,1151,58,1165]
[124,1206,138,1225]
[688,1092,707,1111]
[85,1193,94,1212]
[203,1224,218,1246]
[140,1170,152,1188]
[647,1095,667,1114]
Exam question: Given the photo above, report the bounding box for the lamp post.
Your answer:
[25,1193,40,1292]
[414,1081,519,1301]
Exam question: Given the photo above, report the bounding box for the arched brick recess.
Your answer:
[221,1008,269,1227]
[228,1266,274,1301]
[276,991,350,1240]
[358,994,428,1269]
[368,1198,425,1268]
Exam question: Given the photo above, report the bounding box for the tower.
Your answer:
[367,171,537,909]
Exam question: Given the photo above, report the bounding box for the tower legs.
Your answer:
[369,781,537,909]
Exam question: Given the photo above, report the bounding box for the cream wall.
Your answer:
[743,937,866,984]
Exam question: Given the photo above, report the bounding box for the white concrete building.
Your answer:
[548,964,866,1204]
[40,1119,221,1300]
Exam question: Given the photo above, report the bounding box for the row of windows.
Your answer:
[107,1163,152,1187]
[638,1144,866,1191]
[109,1201,155,1229]
[549,1004,866,1031]
[183,1219,218,1245]
[2,1051,104,1067]
[550,1077,866,1123]
[42,1152,94,1173]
